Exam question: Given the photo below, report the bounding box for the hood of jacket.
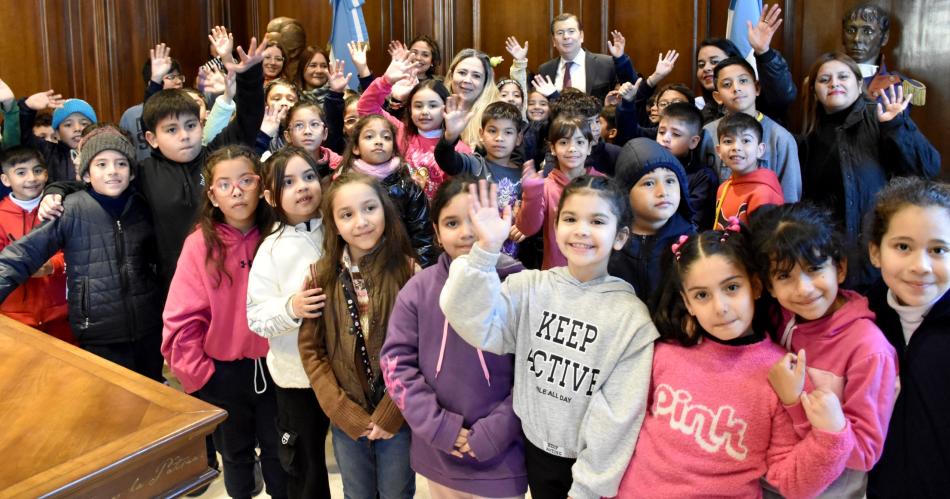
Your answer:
[780,289,876,346]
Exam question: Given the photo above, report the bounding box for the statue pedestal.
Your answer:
[0,315,226,498]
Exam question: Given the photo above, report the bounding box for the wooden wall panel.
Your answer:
[610,1,699,98]
[472,0,557,75]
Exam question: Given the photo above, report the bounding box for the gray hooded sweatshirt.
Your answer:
[440,245,659,499]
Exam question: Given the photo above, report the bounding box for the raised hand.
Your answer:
[207,26,235,62]
[198,64,225,95]
[387,40,408,60]
[328,59,353,93]
[607,30,626,58]
[617,78,642,102]
[747,3,783,55]
[225,35,267,74]
[604,90,622,107]
[652,50,679,82]
[24,90,64,111]
[801,389,847,432]
[442,95,475,142]
[0,78,14,109]
[768,349,806,405]
[469,180,512,254]
[877,84,912,122]
[347,41,371,77]
[391,74,419,102]
[505,36,528,61]
[383,50,416,85]
[150,43,173,83]
[531,74,558,97]
[521,159,543,186]
[291,277,326,319]
[260,105,286,137]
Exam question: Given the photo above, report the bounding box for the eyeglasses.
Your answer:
[163,73,186,82]
[264,55,285,63]
[212,174,260,194]
[291,120,325,133]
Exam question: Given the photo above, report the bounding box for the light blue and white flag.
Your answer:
[329,0,368,90]
[727,0,762,73]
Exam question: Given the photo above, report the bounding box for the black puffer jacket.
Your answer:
[378,168,436,268]
[0,190,162,345]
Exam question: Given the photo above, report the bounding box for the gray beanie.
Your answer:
[77,127,137,180]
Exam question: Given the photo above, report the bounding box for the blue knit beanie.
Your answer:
[52,99,97,129]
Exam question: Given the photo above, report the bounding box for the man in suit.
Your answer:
[538,13,618,102]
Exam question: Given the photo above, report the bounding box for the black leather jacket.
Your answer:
[378,168,436,267]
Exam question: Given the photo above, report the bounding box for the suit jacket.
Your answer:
[538,50,617,102]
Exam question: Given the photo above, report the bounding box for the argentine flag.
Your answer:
[329,0,368,90]
[726,0,761,74]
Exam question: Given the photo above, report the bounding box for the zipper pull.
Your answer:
[116,220,123,232]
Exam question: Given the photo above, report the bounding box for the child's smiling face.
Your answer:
[870,205,950,307]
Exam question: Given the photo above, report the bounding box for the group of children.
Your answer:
[0,10,944,499]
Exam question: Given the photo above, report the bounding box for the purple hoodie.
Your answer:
[381,252,527,497]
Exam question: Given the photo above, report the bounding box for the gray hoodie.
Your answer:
[440,245,658,499]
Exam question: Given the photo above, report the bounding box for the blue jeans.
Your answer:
[330,425,414,499]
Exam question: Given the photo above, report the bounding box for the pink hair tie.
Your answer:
[671,234,689,261]
[720,216,741,243]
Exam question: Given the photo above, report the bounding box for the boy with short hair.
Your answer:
[656,102,718,229]
[436,99,525,256]
[0,146,72,343]
[599,105,618,144]
[0,127,165,380]
[19,94,97,182]
[33,112,58,143]
[609,137,695,302]
[699,56,801,202]
[120,57,185,161]
[713,112,783,229]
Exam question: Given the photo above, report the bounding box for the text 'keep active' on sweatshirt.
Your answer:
[246,219,324,389]
[161,224,269,393]
[439,244,659,499]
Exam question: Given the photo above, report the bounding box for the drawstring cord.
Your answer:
[436,318,491,386]
[253,357,267,395]
[780,318,797,351]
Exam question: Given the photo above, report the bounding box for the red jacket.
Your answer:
[0,196,68,326]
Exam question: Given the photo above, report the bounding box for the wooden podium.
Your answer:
[0,316,226,498]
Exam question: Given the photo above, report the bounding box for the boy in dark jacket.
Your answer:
[0,127,164,381]
[18,96,97,182]
[608,138,695,303]
[41,34,267,295]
